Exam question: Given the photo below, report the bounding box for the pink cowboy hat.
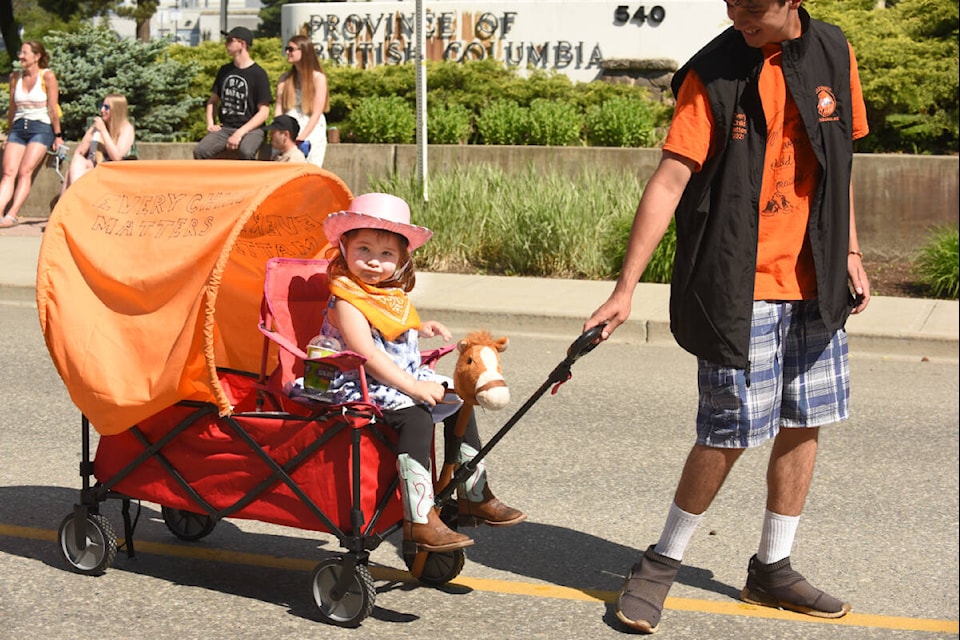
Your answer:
[323,192,433,251]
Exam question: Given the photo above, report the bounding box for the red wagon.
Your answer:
[37,161,466,625]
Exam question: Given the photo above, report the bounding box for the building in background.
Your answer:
[111,0,262,46]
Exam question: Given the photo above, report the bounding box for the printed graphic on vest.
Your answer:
[816,86,839,123]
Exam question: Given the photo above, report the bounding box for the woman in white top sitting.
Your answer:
[61,93,136,195]
[0,40,64,228]
[274,35,329,167]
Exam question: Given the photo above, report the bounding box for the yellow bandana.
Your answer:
[329,275,421,341]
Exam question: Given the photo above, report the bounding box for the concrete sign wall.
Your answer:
[282,1,731,82]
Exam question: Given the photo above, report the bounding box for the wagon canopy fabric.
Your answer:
[37,160,352,435]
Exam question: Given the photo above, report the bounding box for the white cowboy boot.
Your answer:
[397,453,473,552]
[456,443,526,527]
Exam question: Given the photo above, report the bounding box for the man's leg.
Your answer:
[237,128,265,160]
[741,300,851,618]
[193,129,231,159]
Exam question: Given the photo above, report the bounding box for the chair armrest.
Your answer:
[420,344,456,368]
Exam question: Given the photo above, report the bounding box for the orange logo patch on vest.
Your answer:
[731,112,747,141]
[816,86,839,122]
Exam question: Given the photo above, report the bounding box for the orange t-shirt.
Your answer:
[664,43,869,300]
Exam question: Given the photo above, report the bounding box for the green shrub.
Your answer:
[527,99,583,146]
[915,226,959,299]
[428,103,473,144]
[347,96,416,144]
[585,96,664,148]
[476,100,529,145]
[372,164,655,280]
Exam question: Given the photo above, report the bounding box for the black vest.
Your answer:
[668,8,856,369]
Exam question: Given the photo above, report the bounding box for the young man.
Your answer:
[268,114,306,163]
[584,0,871,633]
[193,27,272,160]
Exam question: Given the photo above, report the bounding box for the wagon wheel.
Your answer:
[311,557,376,627]
[161,506,216,541]
[57,512,117,576]
[403,548,466,587]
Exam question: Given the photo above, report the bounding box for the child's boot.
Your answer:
[398,454,474,552]
[456,443,526,527]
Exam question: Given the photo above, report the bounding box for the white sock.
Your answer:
[654,501,702,561]
[757,509,800,564]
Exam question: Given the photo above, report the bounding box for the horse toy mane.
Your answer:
[453,330,510,410]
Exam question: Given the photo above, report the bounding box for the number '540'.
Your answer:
[614,5,667,25]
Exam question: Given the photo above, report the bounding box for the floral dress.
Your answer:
[319,298,453,410]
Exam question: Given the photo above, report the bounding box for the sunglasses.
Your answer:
[284,45,297,53]
[100,103,111,111]
[225,37,239,44]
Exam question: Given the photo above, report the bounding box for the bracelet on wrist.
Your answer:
[849,250,863,258]
[54,133,62,137]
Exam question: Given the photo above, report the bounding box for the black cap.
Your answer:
[268,114,300,138]
[221,26,254,48]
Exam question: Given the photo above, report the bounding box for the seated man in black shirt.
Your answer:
[193,27,272,160]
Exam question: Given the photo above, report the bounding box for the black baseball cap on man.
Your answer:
[221,26,254,48]
[268,114,300,138]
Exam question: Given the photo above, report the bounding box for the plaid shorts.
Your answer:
[695,300,850,448]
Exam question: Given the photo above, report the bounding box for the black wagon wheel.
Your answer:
[57,512,117,576]
[310,557,376,627]
[161,506,216,541]
[402,548,466,587]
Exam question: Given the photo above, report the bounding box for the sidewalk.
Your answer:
[4,216,957,361]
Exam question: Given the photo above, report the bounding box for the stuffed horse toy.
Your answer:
[453,330,510,411]
[435,330,524,528]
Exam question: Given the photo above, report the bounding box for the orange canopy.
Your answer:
[37,160,352,435]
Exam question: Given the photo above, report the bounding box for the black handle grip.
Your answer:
[566,324,606,362]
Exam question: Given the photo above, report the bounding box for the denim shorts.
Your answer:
[7,118,55,147]
[695,299,850,449]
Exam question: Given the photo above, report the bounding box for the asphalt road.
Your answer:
[1,300,957,639]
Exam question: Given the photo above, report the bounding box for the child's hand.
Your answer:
[419,320,451,341]
[409,380,446,406]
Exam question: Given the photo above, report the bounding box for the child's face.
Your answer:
[344,229,404,285]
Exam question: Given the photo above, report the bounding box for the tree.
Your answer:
[114,0,159,43]
[44,25,202,141]
[0,0,19,62]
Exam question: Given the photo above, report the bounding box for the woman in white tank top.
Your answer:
[274,35,329,167]
[0,40,64,227]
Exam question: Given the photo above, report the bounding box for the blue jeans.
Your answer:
[7,118,55,147]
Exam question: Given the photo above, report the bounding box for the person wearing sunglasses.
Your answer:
[274,34,329,167]
[193,26,271,160]
[60,94,136,195]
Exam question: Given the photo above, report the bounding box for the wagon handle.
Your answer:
[566,324,606,363]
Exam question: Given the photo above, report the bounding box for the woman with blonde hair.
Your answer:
[61,93,136,194]
[0,40,64,227]
[274,35,329,167]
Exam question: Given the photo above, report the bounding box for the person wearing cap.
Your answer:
[193,26,272,160]
[267,114,305,163]
[317,193,526,554]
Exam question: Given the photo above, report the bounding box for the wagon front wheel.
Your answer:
[57,512,117,575]
[310,557,376,627]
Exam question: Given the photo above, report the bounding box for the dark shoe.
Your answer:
[458,485,526,527]
[740,555,851,618]
[616,545,681,634]
[404,509,474,553]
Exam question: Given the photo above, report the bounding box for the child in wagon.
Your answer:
[319,192,525,553]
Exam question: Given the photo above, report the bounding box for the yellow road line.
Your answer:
[4,522,956,634]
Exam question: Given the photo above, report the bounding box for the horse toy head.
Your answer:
[453,330,510,410]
